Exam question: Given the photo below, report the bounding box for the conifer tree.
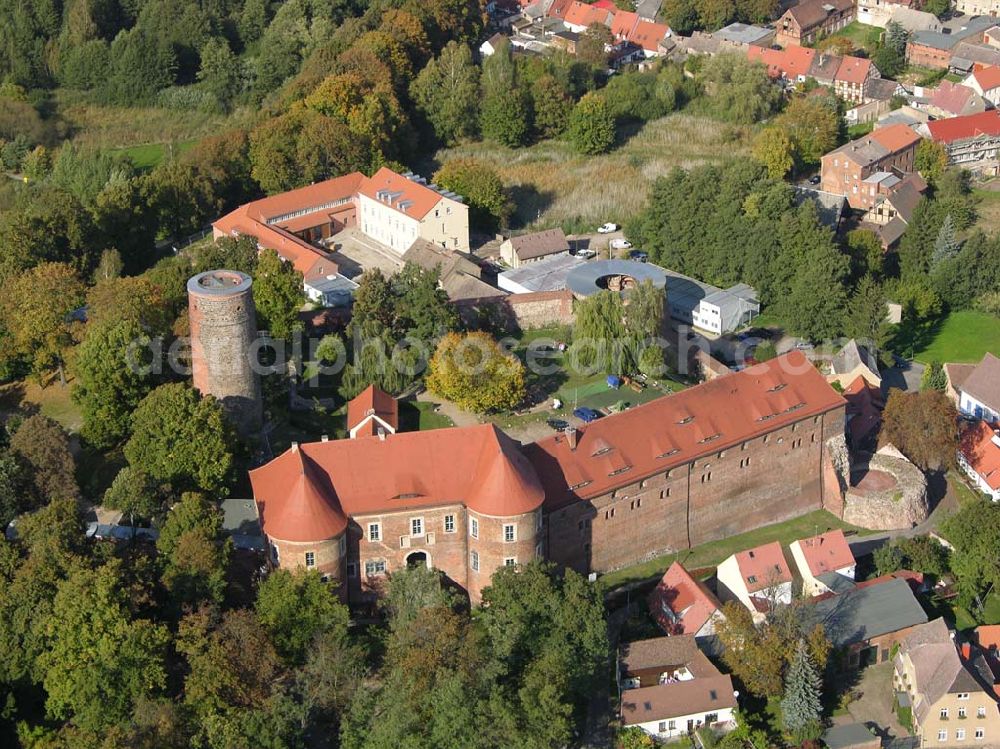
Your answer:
[781,639,823,739]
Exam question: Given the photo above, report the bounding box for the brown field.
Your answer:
[433,113,749,230]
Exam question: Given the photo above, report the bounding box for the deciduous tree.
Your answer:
[879,389,957,471]
[940,499,1000,610]
[253,248,303,340]
[752,126,794,179]
[434,159,511,229]
[9,414,79,502]
[567,92,615,155]
[426,331,526,413]
[256,568,350,665]
[410,41,480,145]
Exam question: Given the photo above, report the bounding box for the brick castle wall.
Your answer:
[545,406,846,574]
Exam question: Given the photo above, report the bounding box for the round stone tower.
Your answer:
[187,269,263,436]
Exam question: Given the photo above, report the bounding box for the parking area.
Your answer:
[326,227,404,279]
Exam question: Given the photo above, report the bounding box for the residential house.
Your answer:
[560,0,614,32]
[957,420,1000,502]
[819,123,922,210]
[500,228,571,268]
[963,66,1000,107]
[357,167,470,254]
[987,26,1000,50]
[950,42,1000,77]
[924,80,987,120]
[893,618,1000,747]
[857,0,922,29]
[619,636,738,741]
[747,44,817,87]
[648,561,726,639]
[925,110,1000,176]
[716,541,793,620]
[775,0,854,47]
[480,32,507,56]
[550,29,579,53]
[802,576,929,667]
[843,375,884,449]
[835,56,880,105]
[608,10,672,57]
[862,173,926,249]
[888,7,941,35]
[402,238,504,303]
[906,17,994,70]
[790,529,856,597]
[808,51,844,89]
[346,384,398,439]
[940,352,1000,419]
[956,0,1000,16]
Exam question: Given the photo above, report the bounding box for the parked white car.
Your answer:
[597,223,618,234]
[576,248,597,259]
[610,238,632,249]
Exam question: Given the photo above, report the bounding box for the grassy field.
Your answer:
[896,310,1000,364]
[972,187,1000,236]
[600,509,866,588]
[55,89,234,152]
[820,21,881,53]
[0,376,83,432]
[399,401,454,431]
[432,113,748,231]
[114,140,197,171]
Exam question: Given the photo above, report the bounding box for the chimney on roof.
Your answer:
[378,428,386,441]
[291,442,299,453]
[566,427,578,450]
[961,643,972,660]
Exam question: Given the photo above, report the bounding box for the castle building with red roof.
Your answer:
[250,352,847,605]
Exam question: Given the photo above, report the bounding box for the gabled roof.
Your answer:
[836,56,873,86]
[346,385,399,436]
[928,109,1000,144]
[731,541,792,593]
[958,352,1000,412]
[357,167,451,220]
[783,0,853,32]
[619,634,716,675]
[808,52,842,82]
[928,80,984,117]
[507,228,570,261]
[794,529,854,577]
[250,424,545,543]
[969,65,1000,92]
[628,20,671,52]
[844,375,883,445]
[831,339,880,378]
[959,420,1000,491]
[648,561,723,636]
[610,10,640,37]
[620,675,737,725]
[869,123,923,153]
[747,44,816,81]
[526,351,845,509]
[803,577,928,648]
[563,0,613,27]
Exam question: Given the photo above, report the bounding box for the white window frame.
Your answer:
[504,557,517,566]
[470,550,480,572]
[939,730,948,742]
[957,729,966,741]
[305,551,315,568]
[975,729,984,740]
[470,517,479,539]
[503,524,516,543]
[960,707,968,719]
[368,523,381,542]
[444,514,456,533]
[978,707,986,719]
[942,709,950,720]
[410,517,424,537]
[365,559,387,576]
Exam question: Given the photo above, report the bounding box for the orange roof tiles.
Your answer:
[734,541,792,593]
[526,351,845,509]
[648,561,722,636]
[972,66,1000,92]
[611,10,640,38]
[250,424,545,543]
[836,56,872,85]
[795,529,855,576]
[547,0,575,19]
[959,420,1000,490]
[357,167,445,220]
[869,122,923,153]
[628,20,671,52]
[747,44,817,81]
[347,385,399,435]
[563,0,613,28]
[844,375,883,445]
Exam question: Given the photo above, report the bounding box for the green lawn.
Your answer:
[399,401,454,431]
[972,187,1000,236]
[600,509,866,589]
[818,21,881,52]
[935,592,1000,631]
[949,471,985,507]
[894,310,1000,364]
[114,140,196,171]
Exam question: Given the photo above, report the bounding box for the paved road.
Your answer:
[881,357,925,396]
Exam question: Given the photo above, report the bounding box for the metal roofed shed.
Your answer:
[221,498,265,552]
[822,723,880,749]
[712,21,773,46]
[660,269,760,336]
[304,273,359,307]
[498,253,587,294]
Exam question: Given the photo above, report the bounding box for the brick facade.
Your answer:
[906,40,951,70]
[545,408,845,575]
[820,129,920,210]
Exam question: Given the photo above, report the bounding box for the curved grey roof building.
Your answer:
[565,259,667,298]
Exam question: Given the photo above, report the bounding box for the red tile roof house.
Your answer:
[560,0,615,32]
[964,65,1000,107]
[957,420,1000,502]
[925,110,1000,178]
[789,529,856,597]
[747,44,817,88]
[346,384,399,439]
[775,0,855,48]
[834,56,880,105]
[715,541,794,621]
[618,635,738,741]
[819,123,922,210]
[923,79,988,119]
[648,561,726,639]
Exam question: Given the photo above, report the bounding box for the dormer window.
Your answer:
[657,449,680,458]
[569,480,592,491]
[768,383,788,392]
[677,416,694,425]
[699,434,721,444]
[608,466,632,477]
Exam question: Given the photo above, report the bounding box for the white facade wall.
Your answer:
[789,541,857,596]
[629,707,736,740]
[717,555,792,620]
[692,301,723,335]
[960,391,999,423]
[358,194,420,254]
[957,451,1000,502]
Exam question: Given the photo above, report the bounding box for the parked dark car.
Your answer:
[573,407,601,423]
[547,418,569,432]
[809,175,821,185]
[629,250,648,262]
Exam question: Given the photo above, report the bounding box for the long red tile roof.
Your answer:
[960,420,1000,491]
[250,424,545,542]
[525,351,845,509]
[869,122,922,153]
[927,109,1000,144]
[356,167,446,220]
[747,44,817,81]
